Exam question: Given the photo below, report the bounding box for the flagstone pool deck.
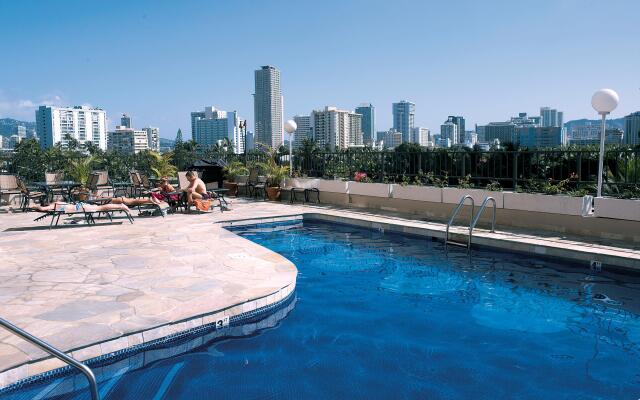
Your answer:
[0,198,639,387]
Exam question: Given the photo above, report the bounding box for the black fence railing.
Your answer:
[2,148,639,198]
[216,149,639,196]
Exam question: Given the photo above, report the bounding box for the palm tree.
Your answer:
[149,151,177,178]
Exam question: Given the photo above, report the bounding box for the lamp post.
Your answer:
[591,89,619,198]
[284,120,297,176]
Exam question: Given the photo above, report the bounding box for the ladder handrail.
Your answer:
[445,195,475,248]
[0,317,100,400]
[469,196,497,236]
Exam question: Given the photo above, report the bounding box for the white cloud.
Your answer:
[0,92,65,120]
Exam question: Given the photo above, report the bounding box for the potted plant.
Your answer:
[66,156,95,201]
[258,148,290,201]
[223,161,249,196]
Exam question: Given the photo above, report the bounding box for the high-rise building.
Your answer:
[143,127,160,152]
[190,111,206,140]
[464,131,478,147]
[446,116,465,143]
[568,123,623,146]
[15,125,26,138]
[518,127,563,148]
[254,65,283,149]
[411,127,431,147]
[440,121,459,145]
[482,122,517,145]
[540,107,563,128]
[245,130,255,152]
[624,111,640,146]
[311,106,363,150]
[192,106,245,153]
[35,105,108,150]
[392,100,415,143]
[355,103,375,146]
[120,113,132,128]
[108,126,149,154]
[382,129,403,149]
[292,115,311,149]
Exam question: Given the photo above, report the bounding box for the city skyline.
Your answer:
[0,0,639,139]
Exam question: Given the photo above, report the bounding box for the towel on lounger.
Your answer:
[193,199,212,212]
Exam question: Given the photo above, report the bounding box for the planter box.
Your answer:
[595,197,640,221]
[317,179,348,194]
[391,185,442,203]
[348,181,390,198]
[284,178,320,189]
[442,187,504,208]
[503,192,583,216]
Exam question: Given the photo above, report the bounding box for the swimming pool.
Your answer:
[3,218,640,399]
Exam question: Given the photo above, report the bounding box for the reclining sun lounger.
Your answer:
[32,203,135,229]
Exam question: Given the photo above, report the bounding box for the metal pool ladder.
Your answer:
[445,195,497,251]
[0,317,100,400]
[445,195,474,249]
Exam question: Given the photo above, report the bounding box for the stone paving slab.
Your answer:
[0,197,638,387]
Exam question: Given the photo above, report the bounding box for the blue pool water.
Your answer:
[3,219,640,399]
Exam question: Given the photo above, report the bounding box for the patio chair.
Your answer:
[129,171,148,198]
[16,177,47,212]
[92,170,114,197]
[237,169,257,197]
[0,174,24,208]
[44,171,66,202]
[250,175,267,200]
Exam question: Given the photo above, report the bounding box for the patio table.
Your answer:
[33,181,80,202]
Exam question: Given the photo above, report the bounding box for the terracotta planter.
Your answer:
[265,186,281,201]
[224,181,239,196]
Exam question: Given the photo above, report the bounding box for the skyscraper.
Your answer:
[191,106,245,154]
[311,106,362,150]
[625,112,640,146]
[292,115,311,149]
[254,65,283,149]
[411,127,431,147]
[355,103,375,146]
[120,113,132,128]
[540,107,563,128]
[446,116,465,143]
[440,121,459,146]
[35,105,108,150]
[143,127,160,152]
[392,100,415,143]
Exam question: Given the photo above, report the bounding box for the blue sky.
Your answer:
[1,0,638,138]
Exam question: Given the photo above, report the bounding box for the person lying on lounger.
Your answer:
[32,201,132,215]
[107,196,169,208]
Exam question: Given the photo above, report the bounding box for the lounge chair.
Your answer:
[32,203,134,229]
[16,177,47,212]
[0,174,24,208]
[92,170,115,197]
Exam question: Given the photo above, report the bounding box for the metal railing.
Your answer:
[0,317,100,400]
[445,195,475,249]
[469,196,497,239]
[3,147,639,196]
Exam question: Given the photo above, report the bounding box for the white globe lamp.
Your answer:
[591,88,619,198]
[284,120,297,176]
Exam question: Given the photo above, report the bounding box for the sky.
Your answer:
[0,0,639,139]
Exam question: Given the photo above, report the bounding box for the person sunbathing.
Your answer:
[32,201,132,215]
[150,177,180,203]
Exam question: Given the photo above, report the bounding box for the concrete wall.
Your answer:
[283,179,640,244]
